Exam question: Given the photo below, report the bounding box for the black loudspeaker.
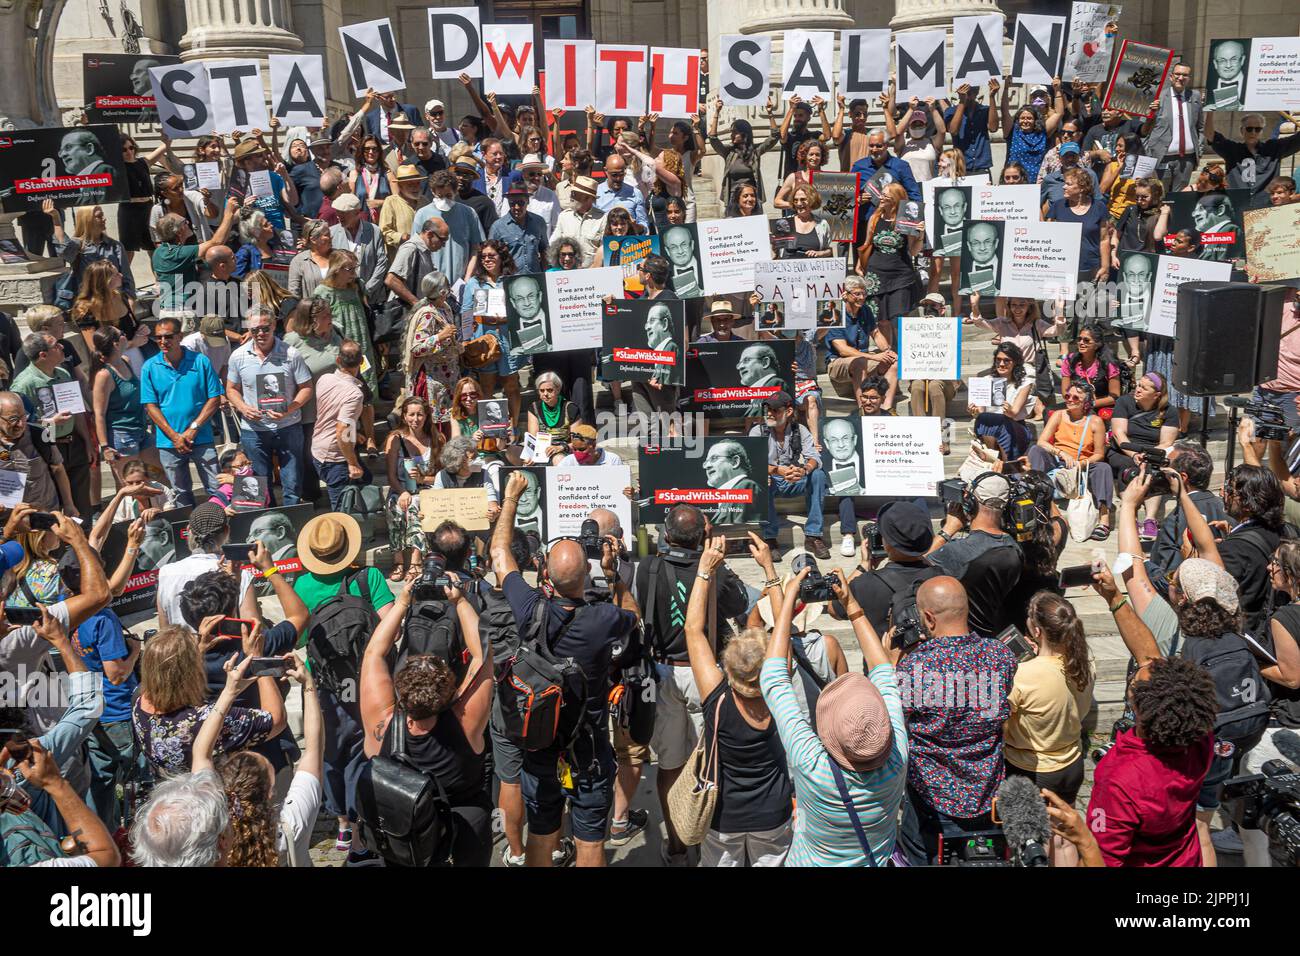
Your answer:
[1172,282,1272,397]
[1255,285,1288,384]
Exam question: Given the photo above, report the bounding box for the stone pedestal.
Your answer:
[0,215,62,317]
[180,0,302,61]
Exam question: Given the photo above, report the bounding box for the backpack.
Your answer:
[493,597,589,752]
[355,710,455,867]
[304,569,381,698]
[398,597,468,682]
[336,484,386,548]
[878,564,943,647]
[0,810,64,866]
[641,554,690,660]
[612,630,656,747]
[1171,630,1271,747]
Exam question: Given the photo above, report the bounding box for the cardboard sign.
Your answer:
[752,259,847,331]
[862,417,944,497]
[1103,39,1173,117]
[898,314,962,380]
[82,53,181,123]
[419,488,491,532]
[1062,3,1122,82]
[637,438,769,527]
[0,125,129,213]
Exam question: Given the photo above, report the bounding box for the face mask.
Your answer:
[574,448,597,465]
[909,125,926,138]
[235,464,253,477]
[432,196,453,212]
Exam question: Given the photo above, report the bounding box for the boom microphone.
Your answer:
[996,775,1051,867]
[1223,396,1252,409]
[1272,730,1300,771]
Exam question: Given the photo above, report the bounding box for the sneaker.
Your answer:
[501,846,527,867]
[1139,518,1159,540]
[609,808,648,846]
[552,835,577,867]
[840,534,857,557]
[344,848,381,867]
[334,827,352,852]
[660,839,690,867]
[805,536,831,560]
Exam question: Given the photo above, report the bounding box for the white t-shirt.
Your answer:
[157,553,245,629]
[278,769,323,867]
[182,332,233,380]
[899,139,938,183]
[0,600,71,710]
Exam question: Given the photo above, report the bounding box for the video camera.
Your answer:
[1118,443,1172,496]
[1223,760,1300,867]
[578,518,606,560]
[790,554,834,603]
[938,473,1040,543]
[1225,396,1292,443]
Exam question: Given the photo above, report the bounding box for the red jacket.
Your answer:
[1087,729,1213,867]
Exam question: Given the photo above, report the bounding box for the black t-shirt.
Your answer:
[632,551,747,663]
[929,531,1024,637]
[1112,393,1168,449]
[1219,524,1282,638]
[202,618,299,770]
[703,681,793,833]
[502,571,637,729]
[842,561,939,639]
[1265,603,1300,727]
[781,126,818,179]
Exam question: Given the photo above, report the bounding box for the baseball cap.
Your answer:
[424,98,445,114]
[908,110,927,127]
[198,314,227,348]
[1176,558,1240,613]
[762,391,794,411]
[972,473,1010,507]
[920,292,946,309]
[1059,140,1082,157]
[876,501,933,558]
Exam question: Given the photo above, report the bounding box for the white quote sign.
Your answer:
[862,416,945,497]
[547,466,633,550]
[1147,256,1233,337]
[546,266,625,351]
[1001,221,1082,299]
[698,217,772,295]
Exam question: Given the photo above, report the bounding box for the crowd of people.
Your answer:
[1,47,1299,871]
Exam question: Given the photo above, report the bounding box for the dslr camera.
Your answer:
[1090,715,1136,763]
[578,518,606,560]
[1223,760,1300,867]
[790,554,834,603]
[1118,444,1172,497]
[1226,396,1292,443]
[412,553,455,602]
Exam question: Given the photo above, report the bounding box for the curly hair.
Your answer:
[393,655,456,720]
[1131,656,1217,749]
[995,341,1027,388]
[1175,597,1244,639]
[472,238,516,282]
[1224,464,1285,532]
[1028,592,1092,693]
[215,750,278,867]
[795,138,826,171]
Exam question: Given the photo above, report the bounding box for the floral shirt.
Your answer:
[406,301,461,407]
[133,699,275,775]
[9,560,65,607]
[895,632,1018,817]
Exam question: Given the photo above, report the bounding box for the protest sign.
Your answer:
[698,217,772,295]
[1000,221,1082,299]
[684,340,796,418]
[958,220,1006,297]
[428,7,482,79]
[229,504,313,576]
[482,24,536,95]
[0,125,128,213]
[478,399,510,437]
[503,273,550,356]
[231,476,269,512]
[207,59,269,133]
[268,55,327,126]
[1063,3,1122,82]
[1201,38,1300,111]
[419,488,491,532]
[1103,40,1173,117]
[496,467,548,542]
[596,45,648,115]
[811,171,861,244]
[1147,256,1233,337]
[338,19,406,96]
[971,184,1040,224]
[752,259,847,331]
[547,466,633,550]
[51,381,86,416]
[148,63,215,139]
[601,298,686,385]
[898,314,962,380]
[720,34,771,106]
[782,31,834,101]
[896,30,947,102]
[249,169,274,198]
[649,48,702,119]
[603,235,659,294]
[100,506,192,619]
[952,15,1005,88]
[0,471,25,509]
[637,438,768,527]
[82,53,180,123]
[1113,251,1159,332]
[545,39,595,111]
[923,174,990,250]
[1244,203,1300,283]
[1012,15,1068,85]
[862,417,945,497]
[820,417,867,497]
[660,223,704,298]
[840,30,891,98]
[1165,189,1248,262]
[545,266,624,351]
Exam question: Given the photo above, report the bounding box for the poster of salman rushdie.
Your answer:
[0,125,129,212]
[82,52,181,123]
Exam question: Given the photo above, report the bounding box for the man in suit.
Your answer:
[363,91,422,146]
[1140,61,1202,193]
[701,440,761,526]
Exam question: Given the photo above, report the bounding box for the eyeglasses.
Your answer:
[0,413,23,426]
[154,332,177,341]
[995,357,1013,365]
[428,110,444,117]
[560,251,578,259]
[1245,126,1264,133]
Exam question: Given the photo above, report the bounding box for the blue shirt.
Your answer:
[1047,197,1108,273]
[594,182,649,230]
[822,305,879,365]
[1039,165,1099,209]
[73,609,136,724]
[412,201,484,284]
[488,211,549,274]
[943,102,993,172]
[849,155,921,227]
[139,348,224,449]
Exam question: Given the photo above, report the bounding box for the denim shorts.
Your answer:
[110,427,154,458]
[518,738,615,842]
[1197,749,1236,812]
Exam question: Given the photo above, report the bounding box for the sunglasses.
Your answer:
[1245,126,1264,133]
[249,326,273,335]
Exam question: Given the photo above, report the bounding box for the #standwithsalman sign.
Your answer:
[0,125,128,212]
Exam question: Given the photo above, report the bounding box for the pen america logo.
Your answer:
[1015,227,1028,236]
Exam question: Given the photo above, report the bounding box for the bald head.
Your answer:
[547,539,589,598]
[590,508,620,538]
[916,576,970,637]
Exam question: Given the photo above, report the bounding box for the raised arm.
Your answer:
[21,742,120,867]
[448,580,492,744]
[489,470,527,585]
[1045,77,1064,136]
[54,513,110,631]
[286,655,322,781]
[191,653,256,775]
[990,77,1006,133]
[107,517,145,598]
[360,584,413,757]
[685,536,727,700]
[829,568,889,671]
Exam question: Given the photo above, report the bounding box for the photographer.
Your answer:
[1148,441,1226,576]
[490,470,640,867]
[1003,472,1069,630]
[633,502,747,866]
[1105,372,1179,494]
[5,740,120,867]
[926,474,1024,637]
[749,391,830,560]
[895,576,1017,866]
[1215,464,1289,638]
[830,501,939,645]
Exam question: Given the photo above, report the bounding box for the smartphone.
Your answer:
[4,736,30,763]
[996,624,1037,663]
[28,512,57,531]
[248,656,291,678]
[4,606,42,626]
[217,617,254,638]
[1058,564,1096,589]
[222,543,252,563]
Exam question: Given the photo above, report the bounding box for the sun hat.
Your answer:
[298,513,363,575]
[816,672,894,772]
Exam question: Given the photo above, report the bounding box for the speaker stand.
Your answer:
[1199,398,1211,450]
[1225,404,1239,474]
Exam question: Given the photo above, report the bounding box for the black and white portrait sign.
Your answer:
[958,219,1004,296]
[660,223,705,299]
[504,273,551,355]
[232,504,312,574]
[496,466,548,542]
[255,373,289,414]
[0,125,128,212]
[1113,251,1158,332]
[1205,38,1250,112]
[684,339,797,419]
[601,298,686,386]
[821,416,865,496]
[1165,189,1248,262]
[636,437,768,527]
[82,53,181,123]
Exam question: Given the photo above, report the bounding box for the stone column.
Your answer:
[179,0,302,61]
[891,0,1003,32]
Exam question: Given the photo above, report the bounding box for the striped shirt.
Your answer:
[760,659,908,867]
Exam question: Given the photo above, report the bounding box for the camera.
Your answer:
[578,518,605,560]
[790,554,834,603]
[941,475,1039,543]
[412,553,454,602]
[1090,715,1135,763]
[890,601,925,651]
[861,520,885,559]
[1118,444,1171,496]
[939,478,966,509]
[1223,760,1300,867]
[939,831,1010,867]
[1225,396,1292,443]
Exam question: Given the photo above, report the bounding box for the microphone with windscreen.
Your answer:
[996,775,1051,867]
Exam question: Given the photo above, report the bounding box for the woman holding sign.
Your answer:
[49,201,134,302]
[459,240,522,428]
[970,342,1036,461]
[384,396,441,582]
[1030,383,1114,540]
[774,139,827,212]
[856,183,921,318]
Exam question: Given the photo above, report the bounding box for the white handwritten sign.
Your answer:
[898,314,961,380]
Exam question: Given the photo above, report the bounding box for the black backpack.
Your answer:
[355,710,454,867]
[304,570,380,698]
[493,598,589,752]
[612,631,656,747]
[1171,630,1271,747]
[398,598,469,682]
[878,564,943,648]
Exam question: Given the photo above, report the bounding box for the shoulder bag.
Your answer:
[1063,415,1099,541]
[665,693,724,846]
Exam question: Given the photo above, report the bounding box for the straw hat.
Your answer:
[394,163,427,182]
[571,175,599,198]
[298,513,363,575]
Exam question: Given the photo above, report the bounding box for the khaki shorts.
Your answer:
[649,663,703,772]
[612,720,650,767]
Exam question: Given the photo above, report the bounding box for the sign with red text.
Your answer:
[863,417,944,497]
[544,39,595,111]
[596,45,648,115]
[1000,221,1081,298]
[698,216,773,296]
[482,24,535,95]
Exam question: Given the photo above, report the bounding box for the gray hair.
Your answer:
[243,305,275,329]
[155,213,188,244]
[843,275,867,294]
[130,769,229,867]
[440,435,476,471]
[21,332,55,363]
[237,209,269,245]
[302,219,331,245]
[866,128,888,143]
[534,370,563,391]
[547,234,581,266]
[418,270,450,302]
[319,168,344,197]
